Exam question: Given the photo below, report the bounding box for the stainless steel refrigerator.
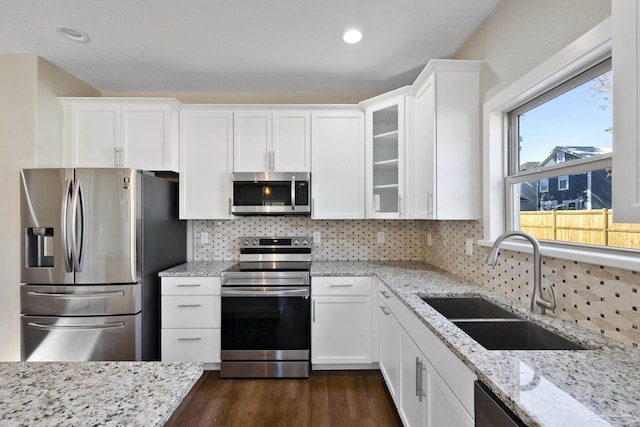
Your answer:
[19,168,185,361]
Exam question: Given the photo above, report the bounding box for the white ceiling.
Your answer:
[0,0,500,94]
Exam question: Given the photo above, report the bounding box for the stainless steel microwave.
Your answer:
[231,172,311,215]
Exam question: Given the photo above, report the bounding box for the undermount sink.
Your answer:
[453,320,586,350]
[421,296,587,351]
[420,296,521,320]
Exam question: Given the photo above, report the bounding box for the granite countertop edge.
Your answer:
[0,361,204,426]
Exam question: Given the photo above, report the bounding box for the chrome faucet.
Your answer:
[485,231,556,315]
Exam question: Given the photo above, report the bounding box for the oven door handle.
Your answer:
[221,287,310,298]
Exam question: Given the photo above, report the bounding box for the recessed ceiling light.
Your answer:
[55,25,90,43]
[343,29,362,44]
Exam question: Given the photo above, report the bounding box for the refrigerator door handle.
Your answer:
[71,179,86,272]
[61,179,73,273]
[27,321,125,331]
[27,290,126,299]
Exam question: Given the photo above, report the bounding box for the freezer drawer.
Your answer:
[21,284,141,316]
[21,314,141,361]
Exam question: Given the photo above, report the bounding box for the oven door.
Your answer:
[221,286,310,360]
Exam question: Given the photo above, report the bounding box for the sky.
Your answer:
[517,71,612,166]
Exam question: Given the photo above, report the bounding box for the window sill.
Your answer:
[478,239,639,271]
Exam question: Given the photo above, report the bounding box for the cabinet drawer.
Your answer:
[161,328,220,363]
[161,296,220,328]
[161,277,220,296]
[312,277,371,296]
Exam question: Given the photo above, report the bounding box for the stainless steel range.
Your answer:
[220,236,312,378]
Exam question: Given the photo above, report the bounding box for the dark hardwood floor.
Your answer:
[165,370,402,426]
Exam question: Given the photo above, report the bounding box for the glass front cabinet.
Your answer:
[363,90,411,219]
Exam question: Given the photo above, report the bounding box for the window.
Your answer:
[483,20,638,269]
[506,58,637,250]
[539,178,549,193]
[558,175,569,191]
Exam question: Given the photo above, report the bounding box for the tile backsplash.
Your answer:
[425,220,640,348]
[192,218,426,261]
[191,217,640,347]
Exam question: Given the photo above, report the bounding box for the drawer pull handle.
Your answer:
[178,337,202,341]
[380,290,390,299]
[177,284,201,287]
[177,304,202,308]
[330,284,353,288]
[380,306,391,316]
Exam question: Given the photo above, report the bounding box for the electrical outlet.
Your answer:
[201,231,209,244]
[465,238,474,256]
[313,231,321,244]
[427,233,432,246]
[377,231,385,244]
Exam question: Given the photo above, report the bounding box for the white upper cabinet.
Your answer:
[613,1,640,223]
[233,110,310,172]
[311,110,365,219]
[179,108,233,219]
[59,98,180,172]
[362,89,411,219]
[412,60,482,220]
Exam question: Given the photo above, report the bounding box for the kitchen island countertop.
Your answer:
[0,361,202,426]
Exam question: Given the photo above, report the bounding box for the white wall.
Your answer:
[0,55,38,361]
[454,0,611,101]
[0,55,99,361]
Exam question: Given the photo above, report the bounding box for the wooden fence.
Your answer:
[520,209,640,249]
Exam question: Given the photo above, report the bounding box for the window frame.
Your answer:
[480,17,640,271]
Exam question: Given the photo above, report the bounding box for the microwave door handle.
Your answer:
[61,179,73,273]
[291,175,296,211]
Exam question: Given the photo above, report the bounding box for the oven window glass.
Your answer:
[222,296,310,350]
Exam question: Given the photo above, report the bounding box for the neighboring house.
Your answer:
[520,146,612,212]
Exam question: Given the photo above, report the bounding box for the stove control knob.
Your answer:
[302,239,309,246]
[242,239,250,246]
[293,239,300,246]
[252,239,259,246]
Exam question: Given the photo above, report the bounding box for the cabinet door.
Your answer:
[399,330,427,427]
[414,75,436,219]
[179,110,233,219]
[311,296,372,364]
[233,111,271,172]
[365,97,406,219]
[311,111,365,219]
[428,368,474,427]
[121,105,175,171]
[378,299,401,405]
[70,105,120,167]
[273,111,310,172]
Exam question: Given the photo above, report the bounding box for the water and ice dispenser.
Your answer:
[25,227,54,268]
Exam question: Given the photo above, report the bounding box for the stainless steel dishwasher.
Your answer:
[475,381,526,427]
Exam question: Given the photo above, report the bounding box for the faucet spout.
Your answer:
[485,231,556,315]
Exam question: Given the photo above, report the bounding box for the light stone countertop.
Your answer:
[0,361,203,426]
[163,260,640,427]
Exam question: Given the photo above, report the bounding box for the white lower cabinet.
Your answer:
[161,277,221,364]
[399,330,428,426]
[311,277,374,365]
[379,296,401,405]
[378,282,475,427]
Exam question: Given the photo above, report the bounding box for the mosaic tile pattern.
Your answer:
[425,220,640,348]
[192,218,427,261]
